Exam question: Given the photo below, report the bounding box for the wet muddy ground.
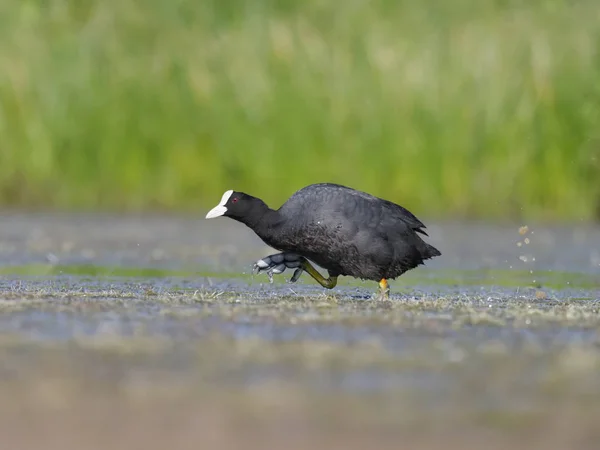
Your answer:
[0,212,599,449]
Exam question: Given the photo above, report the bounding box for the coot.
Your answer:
[205,183,441,298]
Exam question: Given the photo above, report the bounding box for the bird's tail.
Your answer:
[421,242,441,260]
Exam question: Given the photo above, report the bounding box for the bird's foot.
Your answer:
[253,253,338,289]
[253,252,305,284]
[377,278,391,300]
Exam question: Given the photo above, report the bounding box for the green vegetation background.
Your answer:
[1,0,599,221]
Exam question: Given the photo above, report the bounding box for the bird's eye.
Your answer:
[232,197,238,203]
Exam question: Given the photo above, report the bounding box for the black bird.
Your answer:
[205,183,441,298]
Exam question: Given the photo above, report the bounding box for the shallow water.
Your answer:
[0,213,599,449]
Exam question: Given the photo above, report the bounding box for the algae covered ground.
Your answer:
[0,214,599,449]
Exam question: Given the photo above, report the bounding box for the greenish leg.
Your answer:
[378,278,390,299]
[301,259,338,289]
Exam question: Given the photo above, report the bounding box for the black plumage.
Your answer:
[205,183,441,296]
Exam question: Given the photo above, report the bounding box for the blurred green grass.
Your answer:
[0,0,599,221]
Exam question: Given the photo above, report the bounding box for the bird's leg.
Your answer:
[300,259,338,289]
[253,252,305,283]
[378,278,390,299]
[253,253,337,289]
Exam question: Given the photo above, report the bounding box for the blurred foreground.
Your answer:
[0,213,599,449]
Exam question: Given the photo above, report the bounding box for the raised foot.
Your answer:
[253,252,304,284]
[253,253,338,289]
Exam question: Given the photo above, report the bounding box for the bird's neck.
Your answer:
[235,199,281,234]
[245,208,289,250]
